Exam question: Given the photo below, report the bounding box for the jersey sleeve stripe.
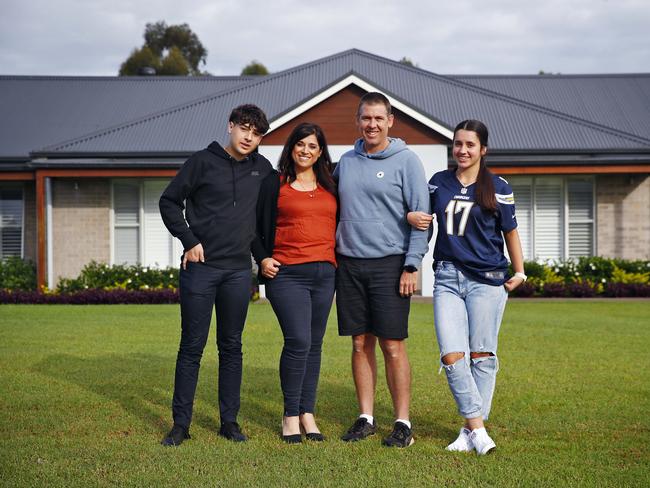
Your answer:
[496,192,515,205]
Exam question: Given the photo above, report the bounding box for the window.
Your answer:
[112,180,182,267]
[0,183,24,258]
[507,176,595,261]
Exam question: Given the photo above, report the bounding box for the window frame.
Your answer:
[110,179,144,266]
[507,175,596,261]
[0,182,25,259]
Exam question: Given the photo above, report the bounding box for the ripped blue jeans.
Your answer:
[433,261,508,420]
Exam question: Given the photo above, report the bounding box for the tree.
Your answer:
[119,46,160,76]
[159,46,190,76]
[241,60,269,76]
[399,56,418,68]
[119,21,208,76]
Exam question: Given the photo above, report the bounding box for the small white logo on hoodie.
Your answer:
[376,171,385,178]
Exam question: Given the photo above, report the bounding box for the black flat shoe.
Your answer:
[305,432,325,442]
[282,433,302,444]
[219,421,247,442]
[161,424,190,447]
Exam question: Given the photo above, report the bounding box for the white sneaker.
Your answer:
[446,427,473,452]
[470,427,496,455]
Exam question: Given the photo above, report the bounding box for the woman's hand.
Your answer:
[261,257,282,279]
[504,275,524,292]
[407,211,433,231]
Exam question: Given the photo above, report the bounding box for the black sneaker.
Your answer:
[219,421,248,442]
[341,417,376,442]
[382,421,414,448]
[161,424,190,447]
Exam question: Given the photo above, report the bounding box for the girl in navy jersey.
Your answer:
[408,119,525,454]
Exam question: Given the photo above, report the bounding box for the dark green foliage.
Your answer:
[119,21,208,76]
[118,46,160,76]
[509,257,650,297]
[240,60,269,76]
[0,257,36,291]
[398,56,418,67]
[56,261,178,293]
[158,46,190,76]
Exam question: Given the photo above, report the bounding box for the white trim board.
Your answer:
[267,74,453,140]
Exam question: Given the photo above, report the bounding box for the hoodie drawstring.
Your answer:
[231,161,237,207]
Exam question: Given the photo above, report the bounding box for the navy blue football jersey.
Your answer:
[430,169,517,285]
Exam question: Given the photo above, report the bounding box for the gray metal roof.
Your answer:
[0,75,254,160]
[450,74,650,141]
[3,50,650,163]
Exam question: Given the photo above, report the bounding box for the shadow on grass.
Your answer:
[32,353,452,441]
[238,365,383,437]
[33,353,175,433]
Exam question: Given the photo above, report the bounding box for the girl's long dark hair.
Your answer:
[454,119,496,212]
[278,122,336,195]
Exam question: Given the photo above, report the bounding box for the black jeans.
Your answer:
[266,262,335,417]
[172,262,251,428]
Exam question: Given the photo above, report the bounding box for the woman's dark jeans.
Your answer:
[266,262,335,417]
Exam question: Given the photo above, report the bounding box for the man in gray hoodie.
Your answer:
[335,92,429,448]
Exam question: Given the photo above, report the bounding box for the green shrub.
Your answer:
[0,257,37,291]
[56,261,179,293]
[509,257,648,297]
[610,265,650,284]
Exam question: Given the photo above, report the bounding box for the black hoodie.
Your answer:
[159,141,273,269]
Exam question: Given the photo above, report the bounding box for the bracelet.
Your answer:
[514,272,527,282]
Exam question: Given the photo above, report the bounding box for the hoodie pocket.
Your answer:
[336,219,396,251]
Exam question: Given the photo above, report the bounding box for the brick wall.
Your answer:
[52,179,110,282]
[597,174,650,259]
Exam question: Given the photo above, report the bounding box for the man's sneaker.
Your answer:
[341,417,376,442]
[470,427,496,455]
[161,424,190,447]
[219,421,248,442]
[382,421,414,448]
[446,427,473,452]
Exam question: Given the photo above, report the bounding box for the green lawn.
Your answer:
[1,301,649,487]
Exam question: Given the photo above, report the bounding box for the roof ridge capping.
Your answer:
[35,50,374,153]
[347,50,650,147]
[35,49,650,153]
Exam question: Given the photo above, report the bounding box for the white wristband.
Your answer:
[514,272,527,282]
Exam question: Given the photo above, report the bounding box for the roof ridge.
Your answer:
[0,74,253,81]
[346,51,650,146]
[448,73,650,79]
[38,78,259,153]
[38,49,650,153]
[40,50,366,152]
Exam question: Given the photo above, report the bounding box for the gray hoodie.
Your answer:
[334,138,430,268]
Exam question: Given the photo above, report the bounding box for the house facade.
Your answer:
[1,50,648,295]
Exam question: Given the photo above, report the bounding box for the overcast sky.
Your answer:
[2,0,649,77]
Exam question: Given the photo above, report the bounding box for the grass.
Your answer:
[0,300,649,487]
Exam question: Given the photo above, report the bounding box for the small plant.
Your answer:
[0,257,37,291]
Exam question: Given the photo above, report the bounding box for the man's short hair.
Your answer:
[229,104,270,134]
[357,92,392,118]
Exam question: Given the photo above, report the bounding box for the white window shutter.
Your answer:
[0,185,24,258]
[508,178,532,261]
[567,178,594,257]
[534,178,563,261]
[114,228,139,264]
[143,180,173,268]
[113,182,140,265]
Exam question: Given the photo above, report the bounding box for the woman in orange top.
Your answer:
[252,123,337,443]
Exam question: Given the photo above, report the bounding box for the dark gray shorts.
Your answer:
[336,254,410,339]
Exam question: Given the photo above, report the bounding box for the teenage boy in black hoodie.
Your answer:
[159,104,272,446]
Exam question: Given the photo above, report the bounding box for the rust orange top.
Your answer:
[272,183,337,266]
